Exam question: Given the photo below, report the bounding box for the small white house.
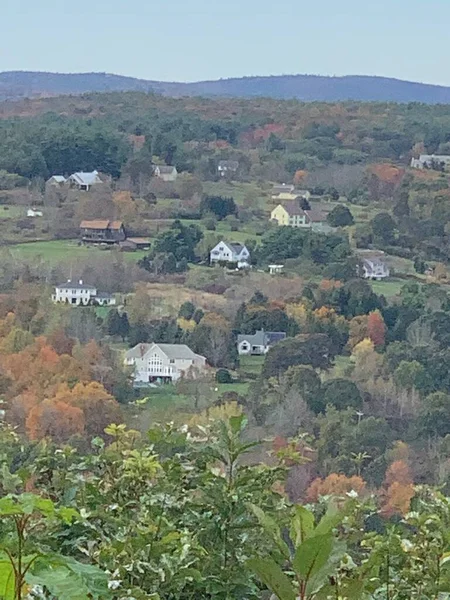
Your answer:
[124,343,207,384]
[237,330,287,356]
[52,280,116,306]
[154,165,178,182]
[46,175,67,187]
[268,264,284,275]
[210,241,250,267]
[68,171,102,191]
[360,258,390,280]
[218,160,239,177]
[27,208,43,217]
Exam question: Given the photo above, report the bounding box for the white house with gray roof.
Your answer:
[52,280,116,306]
[68,171,103,191]
[124,343,207,384]
[154,165,178,182]
[237,330,287,356]
[411,154,450,170]
[210,241,250,268]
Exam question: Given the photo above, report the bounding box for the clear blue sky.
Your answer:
[2,0,450,84]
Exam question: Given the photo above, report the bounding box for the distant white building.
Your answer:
[52,280,116,306]
[218,160,239,177]
[360,258,390,280]
[27,208,43,217]
[154,165,178,182]
[124,343,207,384]
[68,171,102,191]
[411,154,450,170]
[210,241,250,268]
[46,175,67,187]
[237,330,287,356]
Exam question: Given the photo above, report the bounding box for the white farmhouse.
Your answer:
[411,154,450,170]
[68,171,102,191]
[52,280,116,306]
[124,343,207,384]
[210,241,250,268]
[27,208,43,217]
[154,165,178,182]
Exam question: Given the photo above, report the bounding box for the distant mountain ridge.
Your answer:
[2,71,450,103]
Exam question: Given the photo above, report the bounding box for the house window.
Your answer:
[170,359,175,364]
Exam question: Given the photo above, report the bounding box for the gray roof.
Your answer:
[56,280,96,290]
[93,292,114,299]
[237,330,286,347]
[156,165,177,174]
[70,171,101,186]
[273,184,295,193]
[218,160,239,170]
[157,344,201,360]
[125,343,152,360]
[49,175,66,183]
[229,242,245,254]
[125,343,203,361]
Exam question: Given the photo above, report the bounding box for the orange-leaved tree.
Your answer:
[381,460,414,516]
[26,399,85,442]
[306,473,366,502]
[367,310,386,347]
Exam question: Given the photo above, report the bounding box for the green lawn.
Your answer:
[369,278,405,298]
[202,181,267,209]
[9,240,147,264]
[0,205,25,219]
[238,355,265,378]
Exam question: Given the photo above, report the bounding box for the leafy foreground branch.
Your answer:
[1,418,450,599]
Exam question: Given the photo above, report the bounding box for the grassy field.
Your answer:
[369,278,405,298]
[9,240,148,264]
[0,205,25,219]
[124,379,250,431]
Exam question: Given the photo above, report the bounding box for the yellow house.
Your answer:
[270,202,308,227]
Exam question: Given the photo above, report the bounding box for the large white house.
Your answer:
[52,280,116,306]
[210,241,250,267]
[124,343,207,384]
[411,154,450,170]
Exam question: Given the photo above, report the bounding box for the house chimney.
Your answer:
[79,279,83,285]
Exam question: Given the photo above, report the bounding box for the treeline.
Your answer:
[4,92,450,181]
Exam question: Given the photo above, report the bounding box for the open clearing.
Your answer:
[9,240,147,264]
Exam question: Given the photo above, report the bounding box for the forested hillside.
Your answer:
[3,91,450,180]
[3,90,450,599]
[3,71,450,103]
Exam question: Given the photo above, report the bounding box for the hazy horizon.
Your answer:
[3,0,450,85]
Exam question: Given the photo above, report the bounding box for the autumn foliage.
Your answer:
[381,460,415,517]
[367,310,386,347]
[306,474,367,502]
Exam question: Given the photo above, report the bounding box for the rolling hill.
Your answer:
[2,71,450,103]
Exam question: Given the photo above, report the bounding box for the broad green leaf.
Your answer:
[247,558,296,600]
[0,559,15,600]
[249,504,291,559]
[0,497,22,516]
[20,494,55,516]
[28,556,109,600]
[314,502,345,536]
[27,567,92,600]
[291,505,315,546]
[293,533,333,582]
[229,414,247,435]
[305,540,346,596]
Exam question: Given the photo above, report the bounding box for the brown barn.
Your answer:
[80,220,126,244]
